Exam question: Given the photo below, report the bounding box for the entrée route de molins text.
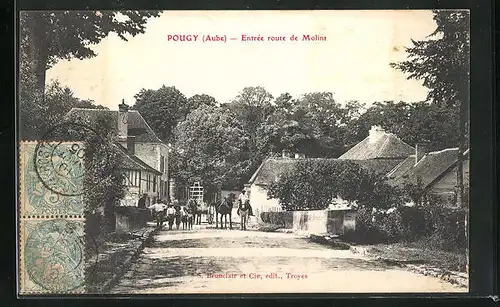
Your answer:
[167,34,327,43]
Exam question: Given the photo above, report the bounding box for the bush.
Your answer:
[399,206,431,240]
[269,212,285,226]
[352,203,467,252]
[260,212,270,223]
[267,159,402,211]
[426,206,466,252]
[353,206,407,244]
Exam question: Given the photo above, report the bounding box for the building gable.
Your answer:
[65,108,163,143]
[388,148,469,191]
[339,126,414,160]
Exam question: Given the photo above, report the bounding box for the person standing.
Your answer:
[148,199,166,228]
[165,203,177,230]
[238,189,253,216]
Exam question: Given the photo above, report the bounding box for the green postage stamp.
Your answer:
[19,141,86,294]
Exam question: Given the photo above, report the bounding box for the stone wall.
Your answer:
[115,207,149,233]
[289,210,357,236]
[292,210,328,234]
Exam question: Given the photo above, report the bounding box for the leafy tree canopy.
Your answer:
[20,10,160,99]
[171,104,253,190]
[268,159,402,211]
[391,10,470,110]
[20,80,107,139]
[132,85,189,143]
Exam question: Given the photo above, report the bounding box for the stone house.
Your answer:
[247,125,468,214]
[387,147,470,207]
[247,125,415,216]
[65,102,169,207]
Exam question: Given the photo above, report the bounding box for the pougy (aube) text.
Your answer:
[167,34,327,43]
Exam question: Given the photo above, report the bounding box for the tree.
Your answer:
[45,112,126,234]
[187,94,218,110]
[267,159,402,211]
[19,11,160,101]
[343,100,460,153]
[171,104,253,191]
[20,80,107,139]
[222,86,276,181]
[224,86,274,133]
[132,86,189,142]
[293,92,348,157]
[391,10,470,207]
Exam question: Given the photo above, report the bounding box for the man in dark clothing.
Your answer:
[137,193,148,209]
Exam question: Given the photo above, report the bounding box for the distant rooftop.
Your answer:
[339,125,414,160]
[388,148,470,190]
[248,157,403,186]
[65,108,163,143]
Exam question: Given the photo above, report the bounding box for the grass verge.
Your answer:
[364,239,467,272]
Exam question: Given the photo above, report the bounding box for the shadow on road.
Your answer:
[113,255,226,292]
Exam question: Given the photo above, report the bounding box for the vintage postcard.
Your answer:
[18,10,470,294]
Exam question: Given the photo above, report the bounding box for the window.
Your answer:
[147,174,151,191]
[153,176,157,192]
[160,155,165,173]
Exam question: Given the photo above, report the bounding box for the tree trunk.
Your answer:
[23,12,48,102]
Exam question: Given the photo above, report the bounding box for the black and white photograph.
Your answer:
[17,10,470,294]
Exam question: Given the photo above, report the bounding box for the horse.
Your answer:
[238,200,250,231]
[215,198,233,230]
[195,202,208,225]
[181,207,193,230]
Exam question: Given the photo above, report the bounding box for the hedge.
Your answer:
[352,205,467,252]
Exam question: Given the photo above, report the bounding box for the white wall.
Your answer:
[293,210,328,234]
[249,184,282,220]
[134,142,169,198]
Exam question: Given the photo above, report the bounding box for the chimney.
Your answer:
[282,149,291,158]
[127,135,136,155]
[415,143,428,165]
[368,125,385,144]
[118,99,129,142]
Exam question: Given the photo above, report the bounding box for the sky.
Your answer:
[46,10,437,110]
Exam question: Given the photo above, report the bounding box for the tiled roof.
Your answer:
[249,158,298,186]
[351,158,405,176]
[65,108,163,143]
[248,157,402,186]
[339,132,414,160]
[113,142,162,175]
[386,155,416,180]
[388,148,469,190]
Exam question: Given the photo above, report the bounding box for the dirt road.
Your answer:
[110,225,466,294]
